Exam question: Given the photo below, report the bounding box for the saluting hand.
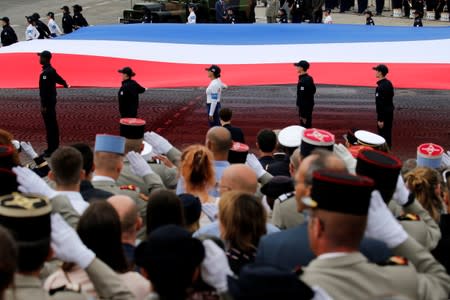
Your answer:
[377,121,384,129]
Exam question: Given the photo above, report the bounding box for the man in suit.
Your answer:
[299,170,450,299]
[219,108,245,143]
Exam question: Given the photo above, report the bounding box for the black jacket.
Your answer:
[267,153,291,177]
[35,19,51,39]
[413,16,423,27]
[1,25,18,46]
[39,64,68,106]
[80,180,114,202]
[62,13,74,34]
[223,124,245,143]
[375,78,394,122]
[296,73,316,111]
[366,17,375,25]
[73,13,89,28]
[118,79,146,117]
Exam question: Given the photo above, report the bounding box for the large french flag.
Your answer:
[0,24,449,89]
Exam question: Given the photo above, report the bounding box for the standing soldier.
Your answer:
[373,64,394,148]
[0,17,18,47]
[294,60,316,129]
[38,50,69,157]
[73,4,89,29]
[205,65,227,127]
[61,6,74,34]
[118,67,146,118]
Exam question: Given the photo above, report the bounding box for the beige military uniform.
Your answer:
[271,192,305,229]
[301,237,450,300]
[50,195,80,229]
[5,259,135,300]
[389,200,441,250]
[118,161,174,195]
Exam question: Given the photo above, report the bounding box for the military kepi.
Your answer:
[94,134,125,155]
[300,128,334,157]
[303,170,374,216]
[416,143,444,169]
[120,118,146,140]
[356,149,402,203]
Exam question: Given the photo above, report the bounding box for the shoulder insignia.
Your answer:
[377,256,409,266]
[120,184,137,191]
[278,192,295,203]
[293,265,304,276]
[397,213,420,221]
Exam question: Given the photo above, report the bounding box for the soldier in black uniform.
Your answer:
[31,13,51,39]
[294,60,316,129]
[38,51,69,157]
[413,10,423,26]
[118,67,146,118]
[61,6,74,34]
[73,5,89,29]
[0,17,18,47]
[373,64,394,149]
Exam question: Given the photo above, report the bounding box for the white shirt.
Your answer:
[57,191,89,215]
[187,11,196,24]
[48,19,62,35]
[92,175,116,183]
[25,24,39,40]
[206,78,227,104]
[324,15,333,24]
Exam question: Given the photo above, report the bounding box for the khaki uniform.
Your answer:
[118,161,174,195]
[5,259,135,300]
[301,237,450,300]
[389,200,441,250]
[271,192,305,229]
[51,195,80,229]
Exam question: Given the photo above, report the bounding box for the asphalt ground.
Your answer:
[0,85,448,160]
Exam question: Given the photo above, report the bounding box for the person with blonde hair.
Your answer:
[180,145,216,203]
[219,191,267,274]
[405,167,445,223]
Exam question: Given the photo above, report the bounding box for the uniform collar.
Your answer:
[92,175,115,182]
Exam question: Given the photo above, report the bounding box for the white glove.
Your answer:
[392,175,410,206]
[364,190,408,248]
[20,141,38,159]
[201,239,233,293]
[51,214,95,269]
[333,143,356,174]
[13,166,57,199]
[246,153,266,178]
[441,151,450,168]
[202,203,219,222]
[127,151,154,177]
[144,131,173,155]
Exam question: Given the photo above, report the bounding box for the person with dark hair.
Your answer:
[71,143,114,202]
[373,64,394,148]
[146,190,185,234]
[45,202,150,299]
[219,191,267,274]
[256,129,277,169]
[294,60,316,128]
[118,67,146,118]
[25,16,39,40]
[47,12,62,37]
[1,193,134,299]
[72,4,89,29]
[135,225,207,300]
[219,107,245,143]
[278,8,288,22]
[0,225,17,298]
[37,50,69,157]
[205,65,227,127]
[365,10,375,24]
[31,13,51,39]
[179,193,202,233]
[61,5,74,34]
[413,10,423,26]
[48,147,88,214]
[0,17,18,47]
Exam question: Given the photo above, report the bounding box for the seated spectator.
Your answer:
[49,147,89,215]
[107,195,143,269]
[146,189,185,234]
[180,145,216,203]
[219,191,267,274]
[256,129,277,169]
[219,108,245,143]
[179,193,202,234]
[44,201,151,299]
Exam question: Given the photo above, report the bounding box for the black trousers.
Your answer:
[376,0,384,13]
[298,107,313,128]
[313,9,323,22]
[41,105,60,152]
[377,115,393,148]
[358,0,368,13]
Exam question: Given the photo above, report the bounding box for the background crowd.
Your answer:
[0,108,450,299]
